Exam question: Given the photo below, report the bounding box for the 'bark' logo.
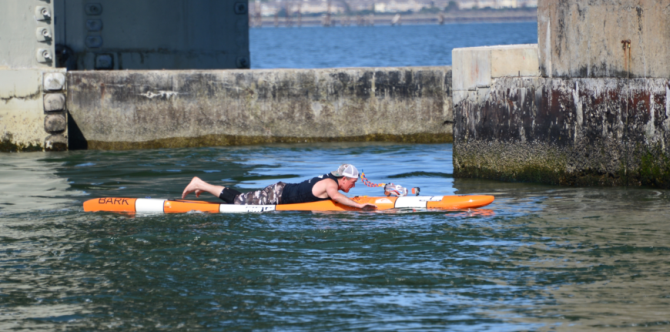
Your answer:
[99,198,129,205]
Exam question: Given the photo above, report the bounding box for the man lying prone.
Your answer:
[182,164,376,210]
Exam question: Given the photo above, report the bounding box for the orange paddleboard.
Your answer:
[83,195,494,214]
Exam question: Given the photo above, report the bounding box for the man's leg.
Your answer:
[233,182,285,205]
[182,177,225,199]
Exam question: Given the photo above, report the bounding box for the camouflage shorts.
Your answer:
[234,182,286,205]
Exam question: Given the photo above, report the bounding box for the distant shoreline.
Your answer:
[252,9,537,28]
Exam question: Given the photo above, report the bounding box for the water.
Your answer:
[2,143,670,331]
[250,22,538,69]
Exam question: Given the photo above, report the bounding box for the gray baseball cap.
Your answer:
[331,164,359,178]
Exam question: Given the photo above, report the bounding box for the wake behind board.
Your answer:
[83,195,495,214]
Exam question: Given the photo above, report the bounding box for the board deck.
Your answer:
[83,195,495,214]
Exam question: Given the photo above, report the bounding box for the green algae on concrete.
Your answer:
[454,140,569,185]
[0,135,43,152]
[639,146,670,189]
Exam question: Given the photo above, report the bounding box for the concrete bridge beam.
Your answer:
[66,67,454,150]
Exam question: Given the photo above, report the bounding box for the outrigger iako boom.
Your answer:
[83,195,495,213]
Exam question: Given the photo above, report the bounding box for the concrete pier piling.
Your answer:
[452,0,670,188]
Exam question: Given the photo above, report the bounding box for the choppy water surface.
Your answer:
[1,143,670,331]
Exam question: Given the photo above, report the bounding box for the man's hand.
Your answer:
[359,203,377,211]
[324,178,377,210]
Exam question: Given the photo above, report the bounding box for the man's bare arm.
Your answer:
[325,180,377,210]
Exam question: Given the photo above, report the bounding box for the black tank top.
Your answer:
[280,173,339,204]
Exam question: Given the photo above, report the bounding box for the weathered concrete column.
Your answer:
[67,67,453,150]
[453,1,670,189]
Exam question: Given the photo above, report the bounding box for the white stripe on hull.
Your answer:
[136,199,166,213]
[394,196,442,208]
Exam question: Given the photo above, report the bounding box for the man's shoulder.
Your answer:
[309,173,335,183]
[313,175,337,187]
